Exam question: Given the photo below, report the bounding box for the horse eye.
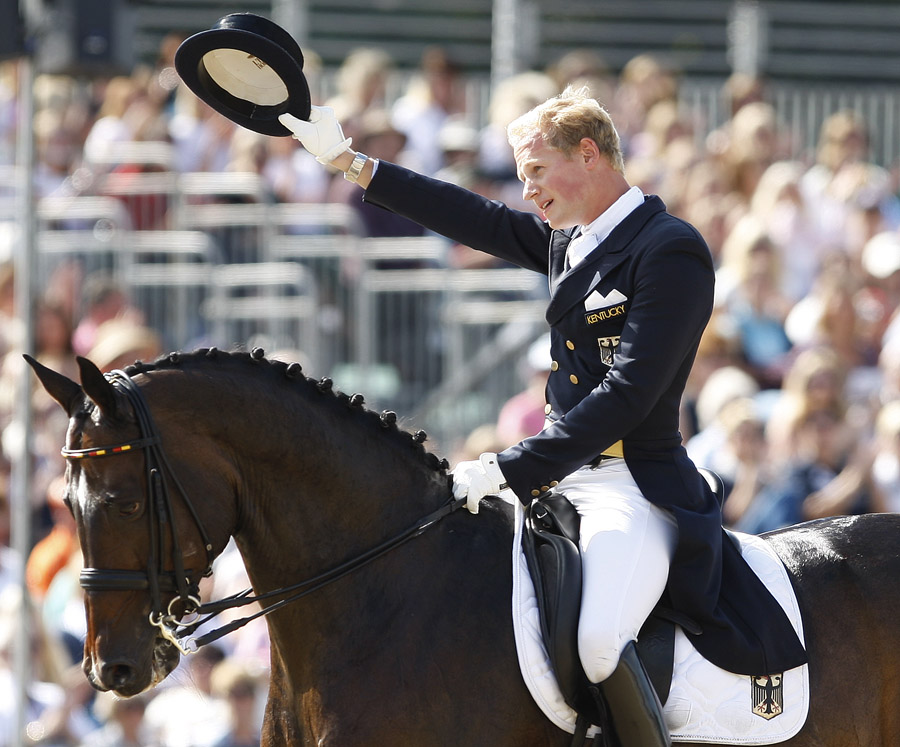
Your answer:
[118,501,142,518]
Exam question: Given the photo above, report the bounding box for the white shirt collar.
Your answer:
[579,185,644,244]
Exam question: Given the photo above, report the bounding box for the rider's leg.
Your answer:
[559,459,676,746]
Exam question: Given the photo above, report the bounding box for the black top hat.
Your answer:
[174,13,311,137]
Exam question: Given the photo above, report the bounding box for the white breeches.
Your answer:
[558,459,678,684]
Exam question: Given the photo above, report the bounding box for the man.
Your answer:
[279,87,806,745]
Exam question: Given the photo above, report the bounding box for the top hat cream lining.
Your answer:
[202,48,289,107]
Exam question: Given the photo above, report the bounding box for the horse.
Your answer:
[26,348,900,746]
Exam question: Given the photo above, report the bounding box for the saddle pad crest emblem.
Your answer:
[751,673,784,720]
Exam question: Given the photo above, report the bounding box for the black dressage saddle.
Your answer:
[521,469,724,743]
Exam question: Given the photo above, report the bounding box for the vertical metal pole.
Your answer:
[728,0,769,77]
[491,0,539,96]
[10,48,36,747]
[491,0,518,93]
[271,0,309,47]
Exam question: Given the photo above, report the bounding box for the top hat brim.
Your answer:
[174,13,311,137]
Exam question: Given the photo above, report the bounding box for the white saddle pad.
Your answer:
[511,500,810,745]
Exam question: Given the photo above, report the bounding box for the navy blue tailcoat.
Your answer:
[364,161,808,676]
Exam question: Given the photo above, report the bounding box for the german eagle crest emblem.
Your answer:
[751,674,784,719]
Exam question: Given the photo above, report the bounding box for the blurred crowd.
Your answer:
[0,28,897,746]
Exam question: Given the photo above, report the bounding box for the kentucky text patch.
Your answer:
[585,304,625,325]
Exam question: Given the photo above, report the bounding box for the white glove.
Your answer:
[451,452,508,514]
[278,106,352,164]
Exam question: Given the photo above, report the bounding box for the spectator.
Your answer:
[0,301,75,534]
[860,230,900,348]
[765,345,847,467]
[325,47,393,146]
[391,46,464,175]
[86,319,163,372]
[718,102,787,206]
[720,72,766,118]
[680,309,746,442]
[72,272,144,357]
[749,160,828,302]
[714,397,770,526]
[262,130,331,205]
[610,53,679,154]
[326,109,422,239]
[685,365,760,472]
[476,71,558,188]
[736,406,872,534]
[142,644,230,747]
[33,107,83,199]
[208,660,265,747]
[869,398,900,512]
[82,76,140,166]
[82,692,154,747]
[798,264,878,370]
[451,422,506,465]
[800,109,870,242]
[546,49,611,94]
[715,215,793,386]
[0,585,97,745]
[831,161,899,259]
[26,474,77,603]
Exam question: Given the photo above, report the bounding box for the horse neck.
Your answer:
[150,356,451,594]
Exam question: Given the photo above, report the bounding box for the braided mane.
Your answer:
[122,347,452,475]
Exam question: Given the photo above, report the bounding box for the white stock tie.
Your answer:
[566,232,597,269]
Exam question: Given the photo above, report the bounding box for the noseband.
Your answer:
[62,370,215,652]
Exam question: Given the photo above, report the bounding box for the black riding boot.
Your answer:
[597,640,671,747]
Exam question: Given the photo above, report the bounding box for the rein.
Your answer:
[65,368,466,655]
[181,492,465,651]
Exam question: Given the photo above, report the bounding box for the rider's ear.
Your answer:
[24,354,84,416]
[77,356,120,419]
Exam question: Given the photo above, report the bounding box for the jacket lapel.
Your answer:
[545,196,665,326]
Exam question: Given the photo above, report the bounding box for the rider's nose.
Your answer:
[523,180,537,202]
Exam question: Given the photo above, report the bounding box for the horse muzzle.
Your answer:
[84,632,180,696]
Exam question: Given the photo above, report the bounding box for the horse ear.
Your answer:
[24,354,84,415]
[76,356,120,418]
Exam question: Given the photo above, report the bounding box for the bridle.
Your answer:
[63,368,465,655]
[63,370,215,652]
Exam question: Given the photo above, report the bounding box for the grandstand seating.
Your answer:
[134,0,900,83]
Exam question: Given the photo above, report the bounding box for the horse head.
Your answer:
[26,354,231,696]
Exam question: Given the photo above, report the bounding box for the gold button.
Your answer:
[570,374,579,384]
[566,340,575,350]
[550,361,559,371]
[544,404,552,414]
[541,485,550,492]
[531,489,541,497]
[550,480,559,487]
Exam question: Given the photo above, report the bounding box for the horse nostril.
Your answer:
[100,660,136,691]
